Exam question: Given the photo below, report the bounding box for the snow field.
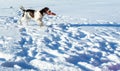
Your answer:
[0,0,120,71]
[0,15,119,71]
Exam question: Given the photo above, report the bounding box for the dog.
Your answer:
[19,6,56,26]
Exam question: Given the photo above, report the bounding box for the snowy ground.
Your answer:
[0,0,120,71]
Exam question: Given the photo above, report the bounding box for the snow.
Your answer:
[0,0,120,71]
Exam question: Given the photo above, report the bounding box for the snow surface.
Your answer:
[0,0,120,71]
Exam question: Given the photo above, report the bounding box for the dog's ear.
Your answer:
[40,7,49,15]
[43,7,49,11]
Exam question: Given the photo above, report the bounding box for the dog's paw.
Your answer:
[40,24,44,27]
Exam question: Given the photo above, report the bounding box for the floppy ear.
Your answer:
[44,7,49,9]
[40,7,49,15]
[43,7,49,12]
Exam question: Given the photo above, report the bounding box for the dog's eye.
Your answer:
[48,10,51,12]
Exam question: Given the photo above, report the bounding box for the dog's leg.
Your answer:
[19,17,25,25]
[26,19,29,25]
[36,20,43,27]
[19,17,30,25]
[19,18,23,25]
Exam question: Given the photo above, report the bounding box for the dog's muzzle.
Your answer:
[46,10,56,15]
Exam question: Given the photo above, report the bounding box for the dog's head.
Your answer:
[40,7,56,16]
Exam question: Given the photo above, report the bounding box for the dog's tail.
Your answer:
[20,6,26,12]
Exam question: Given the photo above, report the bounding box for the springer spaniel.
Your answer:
[19,6,56,26]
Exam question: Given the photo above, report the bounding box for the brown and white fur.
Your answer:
[19,6,56,26]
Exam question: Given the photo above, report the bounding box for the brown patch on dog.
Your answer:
[26,9,35,18]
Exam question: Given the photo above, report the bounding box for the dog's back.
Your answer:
[20,6,35,18]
